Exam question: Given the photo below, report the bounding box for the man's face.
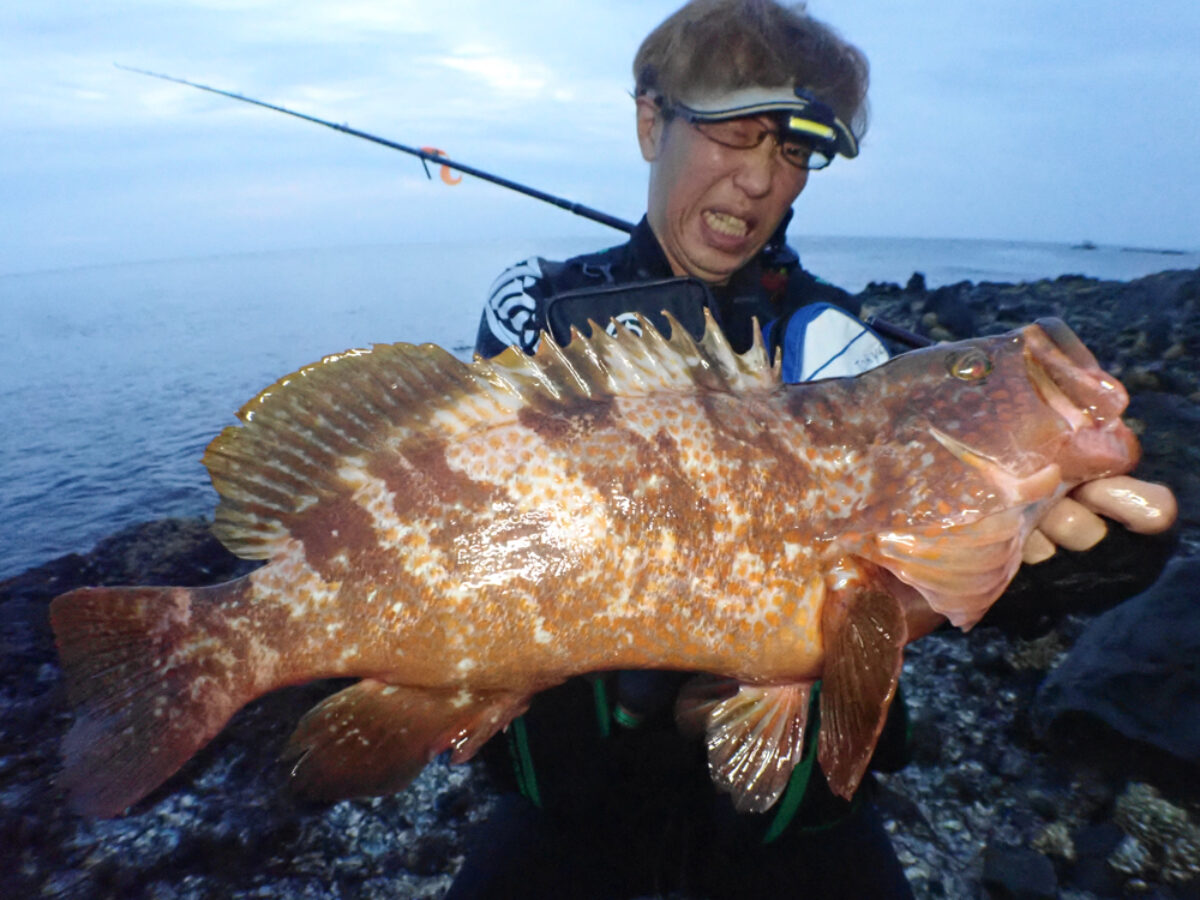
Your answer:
[638,98,809,284]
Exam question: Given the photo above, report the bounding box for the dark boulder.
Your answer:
[1034,556,1200,764]
[982,845,1058,899]
[921,281,979,339]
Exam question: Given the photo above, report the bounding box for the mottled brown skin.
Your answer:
[50,316,1139,816]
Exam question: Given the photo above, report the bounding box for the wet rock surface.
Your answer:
[3,267,1199,898]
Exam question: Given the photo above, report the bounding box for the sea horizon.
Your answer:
[4,231,1195,282]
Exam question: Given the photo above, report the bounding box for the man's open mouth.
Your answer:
[703,209,750,238]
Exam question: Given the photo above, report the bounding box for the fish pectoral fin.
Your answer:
[818,585,907,801]
[866,508,1027,630]
[282,679,529,804]
[678,677,812,814]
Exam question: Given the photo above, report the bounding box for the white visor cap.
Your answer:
[673,84,858,160]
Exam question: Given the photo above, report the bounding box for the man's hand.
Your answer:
[1023,476,1178,564]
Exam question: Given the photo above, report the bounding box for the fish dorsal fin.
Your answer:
[204,311,777,559]
[487,308,776,400]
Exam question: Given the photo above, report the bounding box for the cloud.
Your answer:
[429,50,552,100]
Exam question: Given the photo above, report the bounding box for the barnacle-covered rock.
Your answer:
[1112,782,1200,885]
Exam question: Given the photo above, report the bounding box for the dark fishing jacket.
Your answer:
[475,215,865,359]
[472,216,909,839]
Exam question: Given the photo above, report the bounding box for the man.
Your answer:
[453,1,1177,897]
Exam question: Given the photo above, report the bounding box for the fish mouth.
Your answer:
[1026,318,1127,425]
[926,318,1141,497]
[1023,318,1140,478]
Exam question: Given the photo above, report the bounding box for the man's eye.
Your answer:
[716,121,761,145]
[781,143,812,162]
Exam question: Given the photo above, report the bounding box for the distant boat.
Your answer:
[1072,240,1098,251]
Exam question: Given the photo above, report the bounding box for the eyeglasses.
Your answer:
[678,113,835,171]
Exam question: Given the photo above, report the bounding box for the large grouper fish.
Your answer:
[50,312,1138,817]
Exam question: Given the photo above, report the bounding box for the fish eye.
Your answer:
[947,348,993,381]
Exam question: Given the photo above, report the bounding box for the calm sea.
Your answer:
[2,235,1196,579]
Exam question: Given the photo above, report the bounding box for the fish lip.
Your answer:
[1022,321,1141,478]
[1034,317,1099,370]
[1024,349,1091,432]
[1025,319,1129,426]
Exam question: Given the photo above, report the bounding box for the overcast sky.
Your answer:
[3,0,1198,275]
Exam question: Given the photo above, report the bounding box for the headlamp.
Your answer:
[672,84,858,162]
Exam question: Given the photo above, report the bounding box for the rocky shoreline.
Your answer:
[3,268,1198,899]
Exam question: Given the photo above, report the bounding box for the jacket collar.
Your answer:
[630,215,765,298]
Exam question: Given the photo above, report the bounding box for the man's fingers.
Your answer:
[1022,528,1057,564]
[1038,497,1109,552]
[1025,478,1177,565]
[1071,476,1178,535]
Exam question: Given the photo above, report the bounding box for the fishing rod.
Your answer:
[116,64,636,234]
[863,316,931,348]
[119,65,930,348]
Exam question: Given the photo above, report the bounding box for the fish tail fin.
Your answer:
[50,581,250,817]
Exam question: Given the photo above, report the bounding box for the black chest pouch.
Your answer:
[542,277,718,347]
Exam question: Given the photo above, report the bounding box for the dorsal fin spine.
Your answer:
[534,336,597,400]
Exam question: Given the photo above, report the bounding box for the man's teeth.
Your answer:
[704,210,748,237]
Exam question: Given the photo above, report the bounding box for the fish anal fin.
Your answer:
[817,584,907,801]
[677,675,812,813]
[282,679,529,804]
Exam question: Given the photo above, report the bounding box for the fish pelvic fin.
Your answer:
[677,675,812,814]
[50,581,255,817]
[282,679,530,804]
[818,583,907,801]
[202,310,776,561]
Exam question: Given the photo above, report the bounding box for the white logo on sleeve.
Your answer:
[781,303,890,383]
[606,312,644,338]
[484,257,544,353]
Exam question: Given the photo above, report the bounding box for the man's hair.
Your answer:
[633,0,869,142]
